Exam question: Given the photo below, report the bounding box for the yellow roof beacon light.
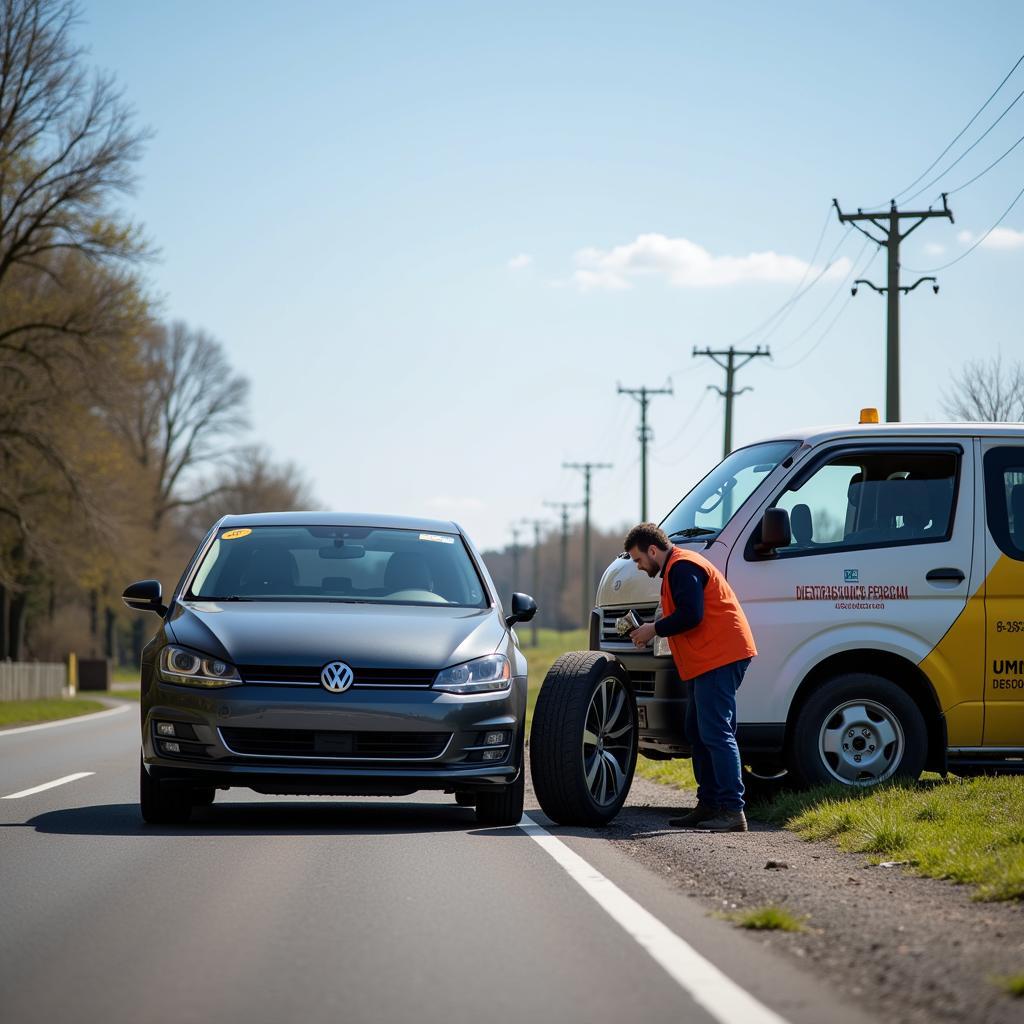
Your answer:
[859,407,880,424]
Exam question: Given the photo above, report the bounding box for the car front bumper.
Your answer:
[142,676,526,794]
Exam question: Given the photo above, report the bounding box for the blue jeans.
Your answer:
[684,658,751,813]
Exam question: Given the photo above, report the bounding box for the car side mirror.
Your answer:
[756,508,792,556]
[122,579,167,616]
[505,592,538,628]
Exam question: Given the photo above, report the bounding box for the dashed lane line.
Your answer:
[0,704,130,737]
[3,772,96,799]
[519,813,790,1024]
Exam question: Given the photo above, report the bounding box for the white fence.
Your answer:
[0,662,67,701]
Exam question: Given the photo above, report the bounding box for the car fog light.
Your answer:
[156,722,176,737]
[161,741,181,754]
[481,749,503,761]
[484,730,508,746]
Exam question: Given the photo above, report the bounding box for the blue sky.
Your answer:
[79,1,1024,550]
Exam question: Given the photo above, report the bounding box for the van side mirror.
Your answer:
[505,592,538,628]
[756,508,792,556]
[122,579,167,616]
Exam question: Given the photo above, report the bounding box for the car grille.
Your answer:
[630,671,657,695]
[239,665,438,688]
[600,605,658,647]
[219,727,452,760]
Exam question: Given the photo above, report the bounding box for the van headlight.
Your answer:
[434,654,511,694]
[160,645,242,688]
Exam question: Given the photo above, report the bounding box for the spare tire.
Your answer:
[530,652,637,826]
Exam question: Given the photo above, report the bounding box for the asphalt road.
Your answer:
[1,706,878,1024]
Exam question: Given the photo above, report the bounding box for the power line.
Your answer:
[902,83,1024,204]
[616,382,673,520]
[906,181,1024,273]
[945,127,1024,196]
[877,52,1024,205]
[658,387,712,451]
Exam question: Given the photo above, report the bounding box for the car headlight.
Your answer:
[160,645,242,688]
[434,654,511,694]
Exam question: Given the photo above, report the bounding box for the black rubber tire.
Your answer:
[475,765,524,826]
[741,763,792,804]
[139,755,192,825]
[190,787,216,807]
[790,673,927,788]
[529,652,637,826]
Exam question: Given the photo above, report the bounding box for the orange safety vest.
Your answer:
[659,546,757,681]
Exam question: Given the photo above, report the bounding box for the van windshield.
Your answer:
[660,441,798,540]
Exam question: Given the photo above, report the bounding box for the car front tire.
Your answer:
[139,754,193,825]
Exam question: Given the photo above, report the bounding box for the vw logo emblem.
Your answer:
[613,579,623,591]
[321,661,354,693]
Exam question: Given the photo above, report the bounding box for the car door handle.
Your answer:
[926,567,965,583]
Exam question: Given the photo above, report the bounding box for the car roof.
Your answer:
[215,511,462,534]
[754,421,1024,447]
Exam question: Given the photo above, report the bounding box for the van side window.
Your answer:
[983,447,1024,561]
[772,449,958,557]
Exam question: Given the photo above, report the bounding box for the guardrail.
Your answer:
[0,662,68,701]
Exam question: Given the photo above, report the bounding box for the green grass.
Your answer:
[752,776,1024,902]
[111,665,139,684]
[109,689,140,700]
[726,905,806,932]
[994,974,1024,998]
[0,697,108,727]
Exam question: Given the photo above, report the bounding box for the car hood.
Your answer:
[166,600,506,671]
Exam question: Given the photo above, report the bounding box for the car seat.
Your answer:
[383,552,434,593]
[240,548,299,593]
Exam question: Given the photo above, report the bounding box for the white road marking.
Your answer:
[4,772,95,799]
[0,704,130,737]
[519,813,790,1024]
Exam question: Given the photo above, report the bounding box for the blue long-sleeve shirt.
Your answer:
[653,559,708,637]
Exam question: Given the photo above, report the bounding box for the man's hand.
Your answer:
[630,622,657,648]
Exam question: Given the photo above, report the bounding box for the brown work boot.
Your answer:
[667,801,718,828]
[699,809,748,832]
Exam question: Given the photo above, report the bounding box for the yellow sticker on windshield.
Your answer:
[221,528,252,540]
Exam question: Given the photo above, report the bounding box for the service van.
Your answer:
[529,415,1024,825]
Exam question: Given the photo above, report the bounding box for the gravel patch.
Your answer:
[526,768,1024,1024]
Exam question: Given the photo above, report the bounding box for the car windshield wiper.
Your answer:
[189,595,250,601]
[668,527,718,539]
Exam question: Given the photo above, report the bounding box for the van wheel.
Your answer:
[530,652,637,826]
[790,674,926,787]
[139,755,192,825]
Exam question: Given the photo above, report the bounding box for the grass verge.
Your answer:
[109,689,141,700]
[725,905,806,932]
[993,974,1024,998]
[0,697,108,727]
[751,776,1024,902]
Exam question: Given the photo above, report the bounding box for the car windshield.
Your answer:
[660,441,799,539]
[186,525,489,608]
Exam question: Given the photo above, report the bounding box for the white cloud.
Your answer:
[507,253,532,270]
[923,242,946,256]
[571,232,850,291]
[957,226,1024,250]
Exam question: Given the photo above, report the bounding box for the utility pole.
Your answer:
[693,345,771,457]
[563,461,613,626]
[617,382,673,520]
[834,195,953,422]
[509,524,523,593]
[543,500,582,631]
[519,518,547,647]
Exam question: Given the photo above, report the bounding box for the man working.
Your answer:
[624,522,757,833]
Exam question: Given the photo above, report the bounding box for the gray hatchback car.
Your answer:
[123,513,537,826]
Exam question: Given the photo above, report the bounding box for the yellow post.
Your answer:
[68,652,78,697]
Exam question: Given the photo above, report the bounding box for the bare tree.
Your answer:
[941,355,1024,423]
[107,321,250,535]
[0,0,149,306]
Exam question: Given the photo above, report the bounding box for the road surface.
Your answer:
[1,705,877,1024]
